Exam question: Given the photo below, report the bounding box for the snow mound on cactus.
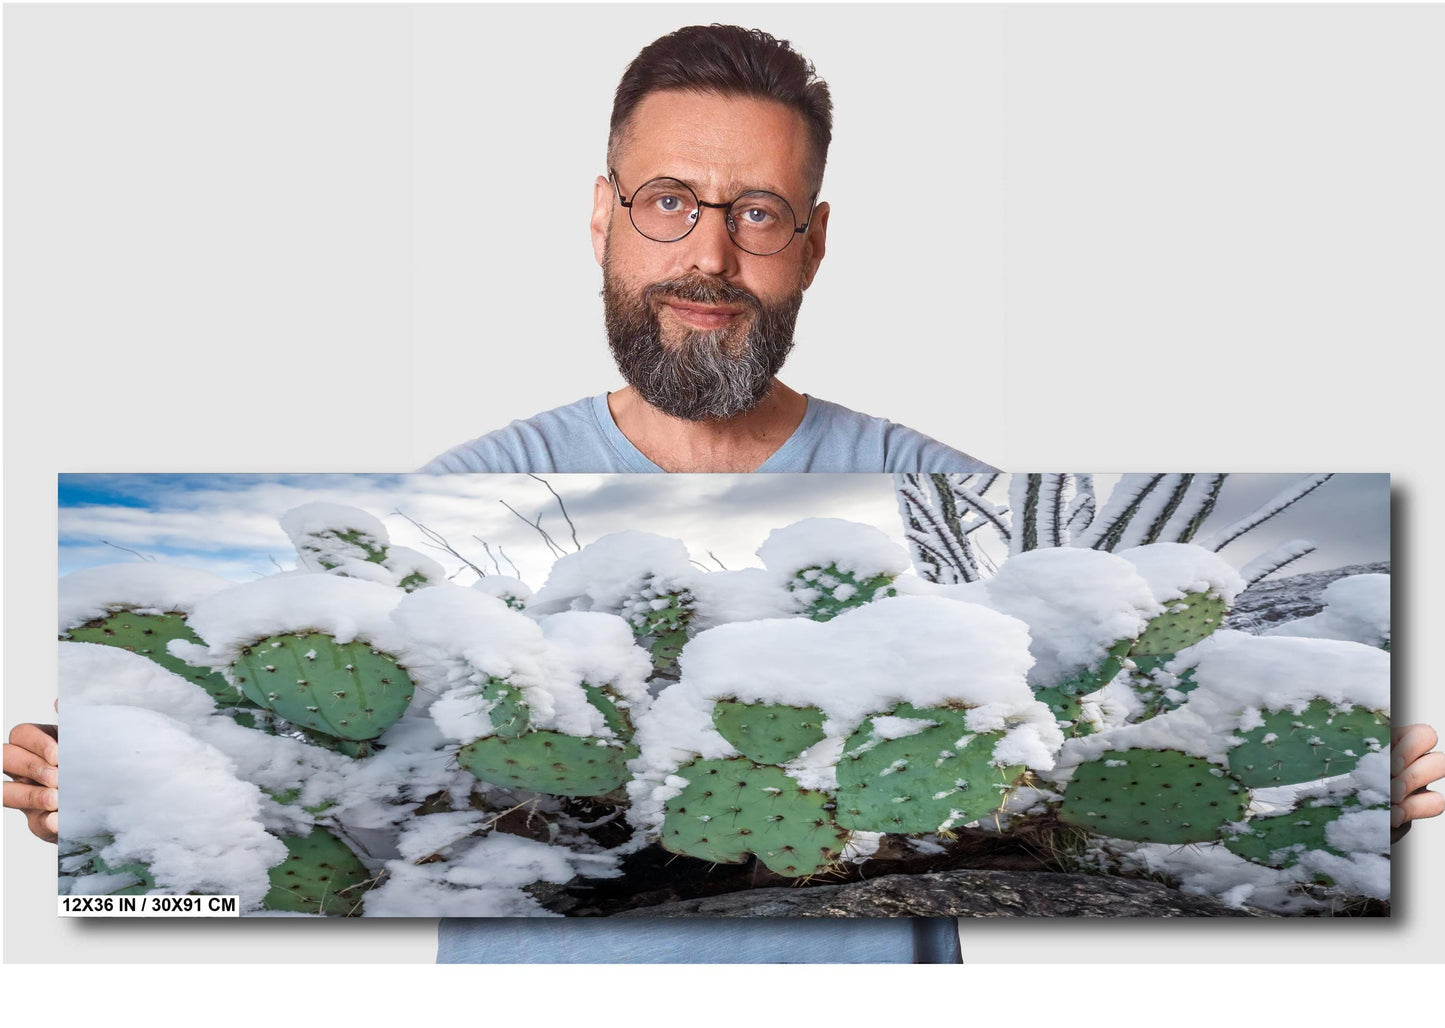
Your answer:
[539,611,653,712]
[1265,573,1390,648]
[472,575,533,606]
[981,548,1162,688]
[627,595,1060,832]
[526,531,699,616]
[58,562,235,633]
[61,641,219,725]
[687,568,796,629]
[756,517,910,579]
[1118,543,1247,605]
[395,585,630,741]
[280,502,389,569]
[62,704,284,909]
[179,573,410,664]
[1054,631,1390,771]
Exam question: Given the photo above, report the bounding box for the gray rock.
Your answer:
[616,869,1266,918]
[1226,561,1389,635]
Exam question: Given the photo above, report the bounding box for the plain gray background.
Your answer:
[5,4,1442,967]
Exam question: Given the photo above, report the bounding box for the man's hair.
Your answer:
[607,24,833,191]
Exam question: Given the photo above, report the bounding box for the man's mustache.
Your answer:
[643,275,763,314]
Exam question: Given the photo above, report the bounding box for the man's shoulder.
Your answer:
[776,395,998,473]
[421,396,613,473]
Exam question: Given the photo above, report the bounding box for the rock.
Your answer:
[1226,561,1389,634]
[615,869,1267,918]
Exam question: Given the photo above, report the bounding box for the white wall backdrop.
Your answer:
[6,3,1441,969]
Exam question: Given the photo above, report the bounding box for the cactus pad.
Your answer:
[626,580,695,673]
[1032,685,1097,738]
[263,828,373,916]
[660,758,850,876]
[66,611,247,707]
[230,632,414,742]
[479,675,532,738]
[790,564,897,622]
[457,732,637,797]
[835,704,1026,834]
[711,700,828,764]
[1058,748,1248,844]
[1226,700,1388,788]
[1130,591,1227,657]
[1223,800,1356,868]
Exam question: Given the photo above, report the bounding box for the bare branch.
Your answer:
[499,499,566,558]
[389,508,489,580]
[526,474,581,551]
[101,539,157,562]
[706,550,729,570]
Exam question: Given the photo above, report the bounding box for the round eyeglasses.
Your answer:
[609,169,817,257]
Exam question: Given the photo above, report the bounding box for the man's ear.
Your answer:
[591,175,613,267]
[800,200,829,290]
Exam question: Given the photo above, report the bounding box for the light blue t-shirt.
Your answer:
[423,393,996,474]
[426,393,989,963]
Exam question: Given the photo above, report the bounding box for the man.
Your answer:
[9,24,1444,963]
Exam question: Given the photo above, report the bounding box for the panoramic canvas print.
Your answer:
[56,472,1391,918]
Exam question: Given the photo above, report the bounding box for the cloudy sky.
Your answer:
[56,473,1389,589]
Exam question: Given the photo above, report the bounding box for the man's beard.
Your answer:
[602,259,804,422]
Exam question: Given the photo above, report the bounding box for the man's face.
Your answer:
[591,90,830,421]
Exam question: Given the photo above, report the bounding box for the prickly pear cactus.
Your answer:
[1225,699,1388,788]
[1057,748,1249,844]
[457,679,637,798]
[788,563,897,622]
[659,757,851,876]
[59,835,157,896]
[228,631,414,744]
[623,576,696,674]
[711,700,827,764]
[65,611,247,708]
[1223,798,1361,869]
[263,828,373,916]
[834,703,1027,834]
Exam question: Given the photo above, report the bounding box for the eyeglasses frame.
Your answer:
[608,168,818,257]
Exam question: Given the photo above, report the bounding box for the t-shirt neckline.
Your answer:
[590,392,821,473]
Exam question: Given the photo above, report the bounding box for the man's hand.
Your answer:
[4,722,59,844]
[1391,723,1444,842]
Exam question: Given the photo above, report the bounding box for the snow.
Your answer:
[1118,542,1247,605]
[182,573,409,664]
[526,531,699,616]
[472,575,533,603]
[1265,573,1390,648]
[62,705,284,909]
[981,547,1162,687]
[61,641,219,726]
[280,501,389,570]
[756,517,910,579]
[58,562,235,633]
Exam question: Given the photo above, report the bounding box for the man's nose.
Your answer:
[678,204,740,278]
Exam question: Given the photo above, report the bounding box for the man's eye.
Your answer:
[655,195,685,213]
[740,207,772,224]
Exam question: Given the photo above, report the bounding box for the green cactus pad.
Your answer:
[711,700,828,764]
[660,758,850,877]
[790,564,897,622]
[581,682,634,739]
[629,585,695,673]
[1032,685,1097,738]
[1058,748,1248,844]
[1130,591,1228,657]
[457,731,638,797]
[64,836,157,895]
[479,675,532,738]
[1223,800,1358,868]
[835,704,1026,834]
[66,611,249,708]
[230,632,414,742]
[263,828,373,916]
[1226,700,1389,788]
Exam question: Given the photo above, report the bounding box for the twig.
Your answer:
[101,540,157,562]
[499,499,567,558]
[526,474,581,551]
[389,508,489,579]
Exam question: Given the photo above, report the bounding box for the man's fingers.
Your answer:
[1390,724,1439,775]
[1392,790,1445,827]
[1391,750,1445,803]
[25,808,58,844]
[3,780,59,814]
[3,742,59,788]
[6,723,59,767]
